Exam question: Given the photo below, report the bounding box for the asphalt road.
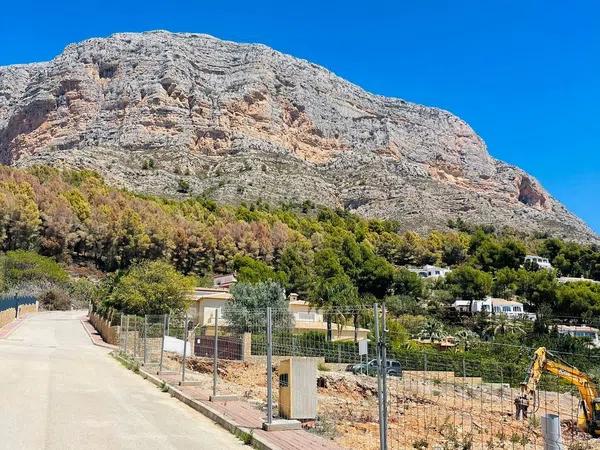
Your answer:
[0,311,244,450]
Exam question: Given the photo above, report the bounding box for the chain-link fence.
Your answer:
[113,305,600,450]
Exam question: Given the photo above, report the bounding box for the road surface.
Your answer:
[0,311,244,449]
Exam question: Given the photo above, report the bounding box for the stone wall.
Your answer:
[89,312,121,345]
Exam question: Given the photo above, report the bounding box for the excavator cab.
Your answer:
[591,398,600,435]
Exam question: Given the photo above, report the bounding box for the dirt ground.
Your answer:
[163,354,600,450]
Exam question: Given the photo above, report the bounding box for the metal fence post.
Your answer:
[374,303,386,450]
[143,315,148,366]
[381,304,388,450]
[213,308,219,398]
[158,314,168,374]
[266,306,273,424]
[182,315,189,383]
[124,316,129,355]
[133,317,138,359]
[119,314,124,351]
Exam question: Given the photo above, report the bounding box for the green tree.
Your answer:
[106,260,195,315]
[392,268,423,299]
[358,254,395,298]
[515,269,557,309]
[232,255,285,284]
[310,249,358,341]
[277,244,314,298]
[454,329,479,352]
[492,268,520,299]
[417,318,446,343]
[445,265,492,300]
[484,315,526,337]
[224,281,293,333]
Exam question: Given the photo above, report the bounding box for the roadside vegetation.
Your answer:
[1,165,600,375]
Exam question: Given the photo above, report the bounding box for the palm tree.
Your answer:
[454,329,479,352]
[485,315,526,337]
[418,319,446,343]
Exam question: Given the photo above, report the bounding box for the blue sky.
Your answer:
[1,1,599,233]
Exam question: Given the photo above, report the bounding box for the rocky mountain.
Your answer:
[0,31,596,242]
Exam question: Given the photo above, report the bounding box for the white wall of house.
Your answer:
[410,265,452,279]
[557,326,600,347]
[524,255,553,270]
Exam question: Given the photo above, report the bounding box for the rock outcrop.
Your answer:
[0,31,596,241]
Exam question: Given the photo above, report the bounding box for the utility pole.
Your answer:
[381,303,388,450]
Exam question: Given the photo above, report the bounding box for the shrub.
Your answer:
[0,251,68,289]
[39,289,71,311]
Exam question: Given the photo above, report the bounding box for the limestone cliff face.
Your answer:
[0,31,596,241]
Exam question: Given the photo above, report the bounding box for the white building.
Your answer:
[452,297,536,320]
[409,265,452,279]
[558,276,600,285]
[557,325,600,348]
[524,255,553,270]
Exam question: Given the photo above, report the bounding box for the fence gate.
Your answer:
[194,335,242,360]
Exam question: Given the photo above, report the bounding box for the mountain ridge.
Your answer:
[0,31,596,243]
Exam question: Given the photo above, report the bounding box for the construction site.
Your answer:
[153,350,600,449]
[111,309,600,450]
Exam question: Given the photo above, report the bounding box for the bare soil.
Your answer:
[164,354,600,450]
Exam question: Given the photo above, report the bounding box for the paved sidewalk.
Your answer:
[158,372,343,450]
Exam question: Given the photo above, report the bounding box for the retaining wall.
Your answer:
[89,312,121,345]
[0,301,39,330]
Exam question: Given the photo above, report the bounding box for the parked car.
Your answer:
[351,359,402,377]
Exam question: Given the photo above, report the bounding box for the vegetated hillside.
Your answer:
[0,31,596,243]
[2,166,600,320]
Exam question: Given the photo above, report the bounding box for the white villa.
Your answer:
[557,325,600,348]
[409,264,452,279]
[524,255,553,270]
[452,297,536,320]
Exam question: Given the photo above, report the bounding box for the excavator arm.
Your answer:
[520,347,600,436]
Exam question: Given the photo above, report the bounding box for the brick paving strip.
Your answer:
[134,366,343,450]
[0,312,36,340]
[83,316,343,450]
[156,372,343,450]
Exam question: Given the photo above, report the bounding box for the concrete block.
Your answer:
[179,380,203,386]
[262,419,302,431]
[209,394,241,402]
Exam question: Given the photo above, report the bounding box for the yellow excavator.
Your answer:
[516,347,600,437]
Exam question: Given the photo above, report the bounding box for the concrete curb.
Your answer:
[80,317,119,350]
[110,352,281,450]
